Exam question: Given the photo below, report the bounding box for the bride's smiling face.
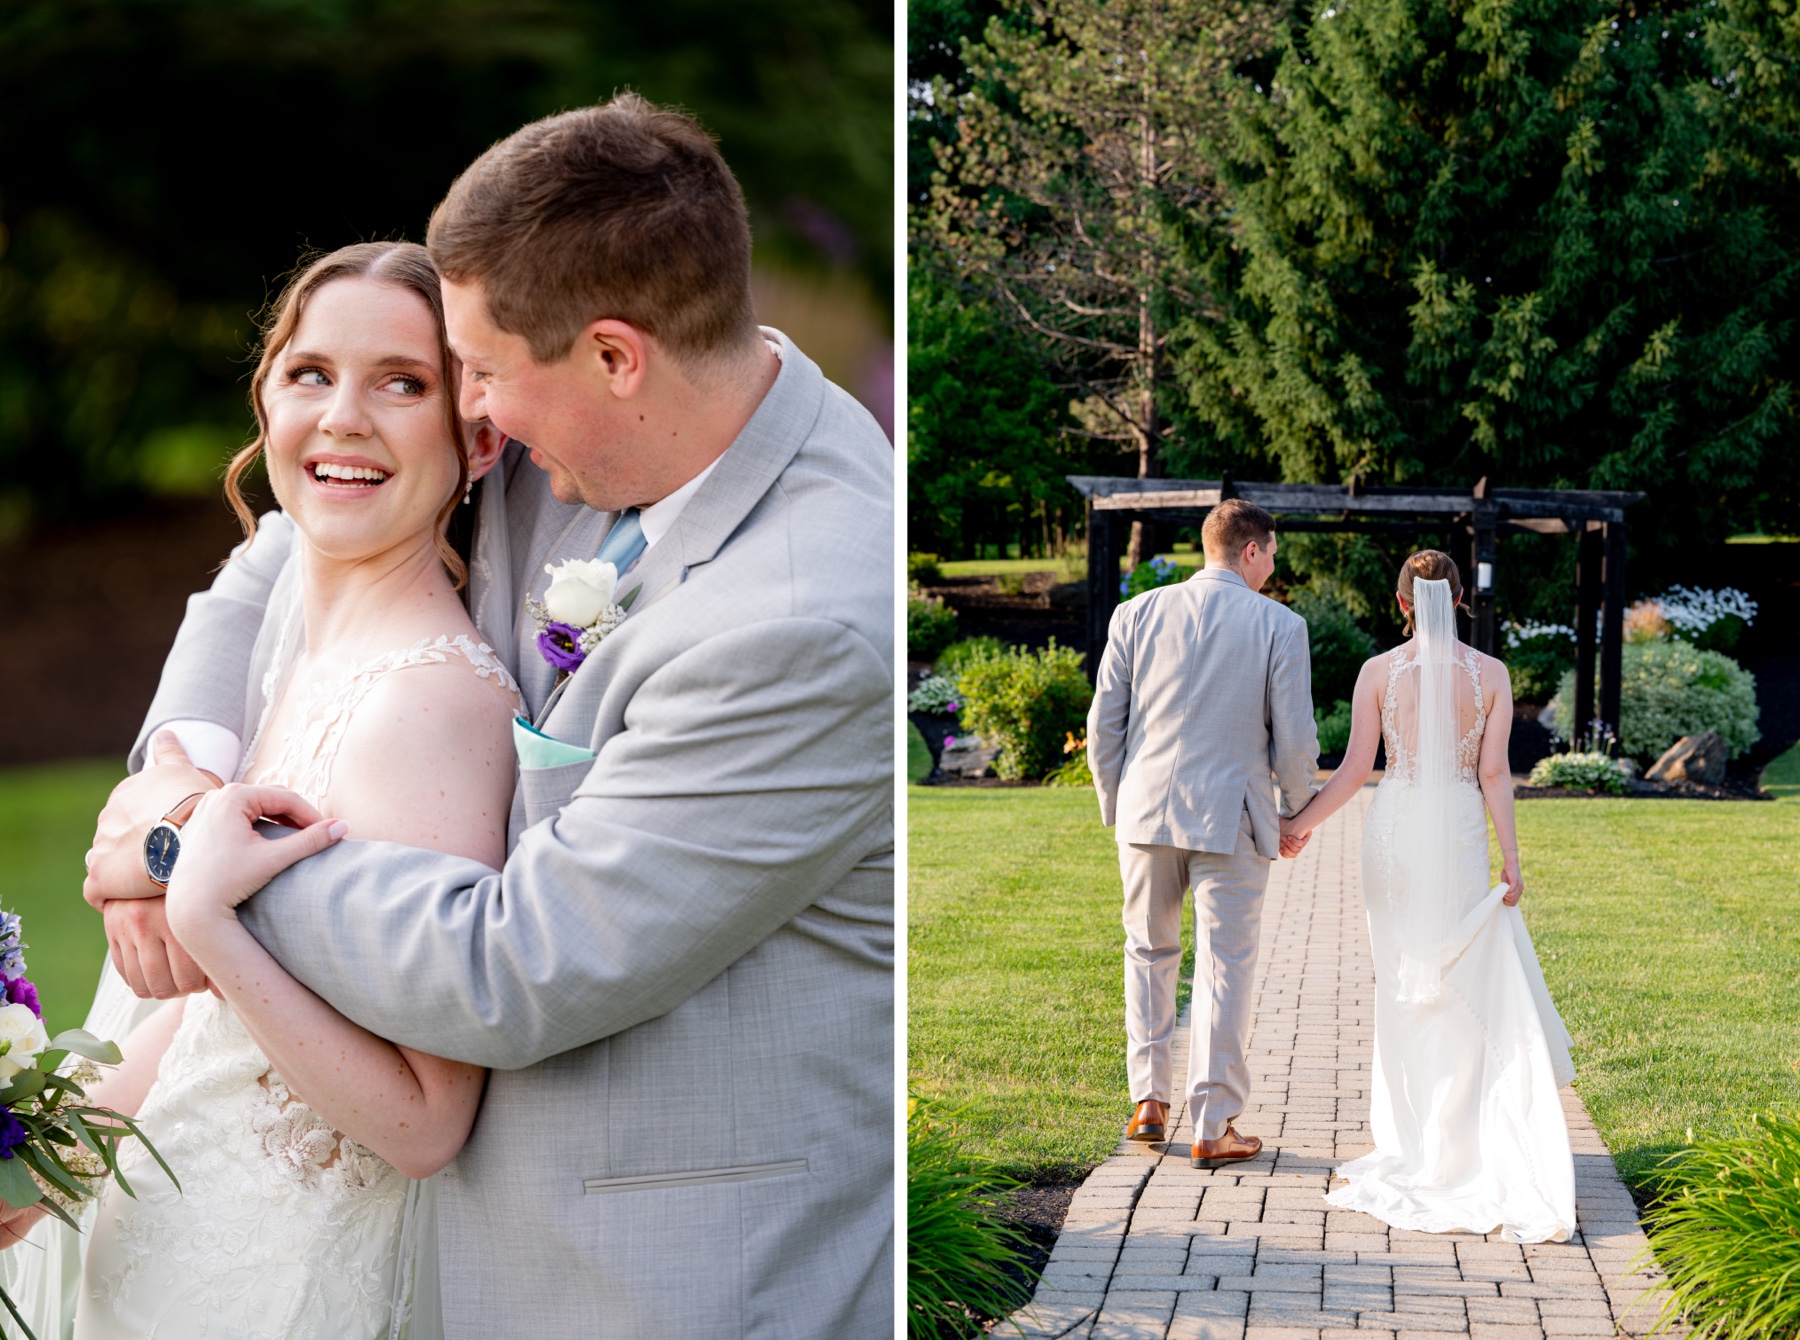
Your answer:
[261,278,463,564]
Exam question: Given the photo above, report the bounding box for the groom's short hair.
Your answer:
[428,93,758,367]
[1202,499,1276,558]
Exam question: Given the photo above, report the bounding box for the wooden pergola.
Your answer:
[1069,476,1644,747]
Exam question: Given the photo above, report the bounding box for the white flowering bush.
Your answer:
[1656,585,1757,651]
[908,675,961,715]
[1526,752,1631,794]
[1549,640,1759,763]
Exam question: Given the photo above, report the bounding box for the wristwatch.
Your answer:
[142,791,212,889]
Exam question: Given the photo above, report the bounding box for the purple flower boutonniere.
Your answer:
[526,558,641,677]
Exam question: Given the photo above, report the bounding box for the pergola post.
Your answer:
[1573,524,1601,748]
[1085,503,1123,679]
[1470,492,1500,656]
[1599,521,1627,745]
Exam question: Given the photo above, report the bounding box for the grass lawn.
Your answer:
[0,760,124,1037]
[908,786,1191,1181]
[910,745,1800,1193]
[930,551,1202,581]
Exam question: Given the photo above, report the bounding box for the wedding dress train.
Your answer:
[1324,597,1577,1244]
[64,630,517,1340]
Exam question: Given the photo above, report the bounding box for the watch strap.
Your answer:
[161,790,212,830]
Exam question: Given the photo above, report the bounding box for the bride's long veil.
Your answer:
[1394,577,1461,1003]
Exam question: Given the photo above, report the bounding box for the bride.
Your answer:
[1279,550,1577,1244]
[0,240,515,1337]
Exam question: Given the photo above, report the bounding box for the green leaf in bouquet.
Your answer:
[113,1114,178,1193]
[66,1110,103,1158]
[47,1029,122,1066]
[0,1150,42,1209]
[0,1279,43,1340]
[0,1067,46,1105]
[20,1141,86,1201]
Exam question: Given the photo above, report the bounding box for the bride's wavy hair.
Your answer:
[223,241,473,589]
[1397,550,1465,637]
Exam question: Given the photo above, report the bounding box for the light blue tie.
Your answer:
[595,508,646,571]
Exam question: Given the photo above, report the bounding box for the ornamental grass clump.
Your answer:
[1527,752,1631,794]
[954,641,1092,780]
[907,1097,1037,1339]
[1638,1111,1800,1340]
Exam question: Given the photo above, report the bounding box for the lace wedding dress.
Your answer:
[1324,581,1577,1244]
[70,633,519,1340]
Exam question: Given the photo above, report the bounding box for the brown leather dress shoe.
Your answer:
[1124,1100,1167,1142]
[1190,1125,1262,1168]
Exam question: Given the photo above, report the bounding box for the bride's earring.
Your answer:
[462,480,473,505]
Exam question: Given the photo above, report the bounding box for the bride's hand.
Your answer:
[1278,814,1312,858]
[164,785,345,942]
[1501,854,1524,906]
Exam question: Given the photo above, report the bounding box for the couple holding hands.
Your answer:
[1091,499,1577,1244]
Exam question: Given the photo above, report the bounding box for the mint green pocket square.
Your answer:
[513,717,597,770]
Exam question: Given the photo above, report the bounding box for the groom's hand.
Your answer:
[83,730,223,910]
[103,898,210,999]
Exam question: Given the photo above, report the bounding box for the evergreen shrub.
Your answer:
[1504,623,1576,704]
[1550,642,1759,763]
[935,636,1007,679]
[1291,590,1377,708]
[909,553,944,584]
[908,583,960,660]
[1314,699,1353,756]
[955,641,1093,780]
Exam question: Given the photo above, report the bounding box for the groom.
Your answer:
[1087,499,1318,1168]
[83,96,892,1337]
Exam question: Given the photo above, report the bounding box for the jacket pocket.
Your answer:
[583,1158,809,1195]
[518,756,594,829]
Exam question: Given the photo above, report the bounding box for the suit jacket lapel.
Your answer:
[519,507,610,718]
[530,326,827,731]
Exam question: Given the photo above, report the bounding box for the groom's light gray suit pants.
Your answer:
[1121,810,1271,1143]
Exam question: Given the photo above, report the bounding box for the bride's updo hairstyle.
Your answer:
[223,241,473,587]
[1397,550,1464,637]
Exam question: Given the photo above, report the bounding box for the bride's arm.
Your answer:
[1477,658,1524,905]
[1281,654,1384,841]
[163,665,513,1179]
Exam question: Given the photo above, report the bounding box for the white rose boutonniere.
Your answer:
[527,559,641,675]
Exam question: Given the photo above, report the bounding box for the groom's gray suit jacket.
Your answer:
[1088,567,1319,856]
[129,332,894,1338]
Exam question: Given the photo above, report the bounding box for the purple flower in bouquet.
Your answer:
[4,977,39,1019]
[536,622,587,673]
[0,1105,25,1160]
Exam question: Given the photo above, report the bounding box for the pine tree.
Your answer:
[1178,0,1794,565]
[923,0,1283,563]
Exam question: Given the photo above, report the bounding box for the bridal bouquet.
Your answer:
[0,911,174,1338]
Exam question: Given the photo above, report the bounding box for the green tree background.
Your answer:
[911,0,1800,605]
[0,0,894,534]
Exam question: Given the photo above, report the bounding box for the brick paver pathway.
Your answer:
[1008,784,1671,1340]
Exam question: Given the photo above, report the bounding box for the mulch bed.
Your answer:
[1516,776,1772,802]
[987,1180,1081,1330]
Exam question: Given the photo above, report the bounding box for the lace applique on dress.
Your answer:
[1379,645,1487,786]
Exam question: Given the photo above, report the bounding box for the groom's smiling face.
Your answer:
[444,278,650,512]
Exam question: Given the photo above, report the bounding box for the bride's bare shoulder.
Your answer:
[322,645,519,866]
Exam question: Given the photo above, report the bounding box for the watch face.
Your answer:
[144,823,181,886]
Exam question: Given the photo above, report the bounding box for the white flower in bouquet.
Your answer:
[0,1003,49,1082]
